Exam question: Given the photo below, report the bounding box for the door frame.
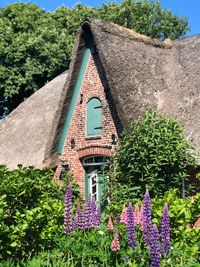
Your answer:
[83,155,108,201]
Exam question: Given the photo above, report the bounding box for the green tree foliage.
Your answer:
[113,111,196,200]
[98,0,189,40]
[0,3,73,117]
[0,1,189,117]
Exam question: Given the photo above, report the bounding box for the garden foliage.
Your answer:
[0,167,199,266]
[113,111,196,200]
[0,166,64,260]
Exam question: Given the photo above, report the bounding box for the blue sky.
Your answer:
[1,0,199,36]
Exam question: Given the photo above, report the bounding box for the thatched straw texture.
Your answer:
[0,72,68,169]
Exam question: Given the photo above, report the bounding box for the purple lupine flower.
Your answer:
[149,224,160,267]
[85,196,100,229]
[64,185,73,234]
[161,203,170,256]
[78,208,85,230]
[126,203,136,248]
[74,202,81,230]
[115,215,121,223]
[84,197,93,229]
[95,205,101,227]
[76,198,101,230]
[142,189,152,245]
[91,198,98,227]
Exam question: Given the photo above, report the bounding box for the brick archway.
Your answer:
[78,145,114,159]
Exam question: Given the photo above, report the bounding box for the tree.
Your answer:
[112,111,196,200]
[0,3,73,117]
[98,0,189,40]
[0,1,189,117]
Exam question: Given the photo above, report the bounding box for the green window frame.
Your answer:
[86,98,102,137]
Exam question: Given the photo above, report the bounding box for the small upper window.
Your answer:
[86,98,102,136]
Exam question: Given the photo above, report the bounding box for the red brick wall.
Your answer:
[55,53,118,194]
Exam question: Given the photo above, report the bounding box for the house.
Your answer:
[0,19,199,200]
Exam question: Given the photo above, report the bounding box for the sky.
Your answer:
[0,0,199,36]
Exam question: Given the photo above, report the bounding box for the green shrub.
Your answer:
[152,190,200,233]
[0,166,64,260]
[113,111,196,201]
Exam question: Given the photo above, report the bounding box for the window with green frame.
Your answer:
[86,98,102,136]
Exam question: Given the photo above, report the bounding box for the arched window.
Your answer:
[86,98,102,136]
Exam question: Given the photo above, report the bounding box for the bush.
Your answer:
[112,111,196,201]
[0,166,64,260]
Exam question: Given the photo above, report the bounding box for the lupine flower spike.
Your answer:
[74,202,81,230]
[140,204,143,228]
[64,185,73,235]
[134,204,141,225]
[108,216,114,231]
[95,204,101,227]
[142,189,152,244]
[126,203,136,248]
[161,203,170,256]
[84,197,93,229]
[78,207,85,230]
[111,233,120,252]
[149,224,160,267]
[91,197,98,226]
[120,204,127,225]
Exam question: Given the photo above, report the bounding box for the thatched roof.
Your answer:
[0,72,68,169]
[0,19,199,168]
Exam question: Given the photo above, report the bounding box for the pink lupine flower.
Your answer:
[111,233,120,251]
[120,205,127,225]
[134,204,141,225]
[140,204,143,228]
[108,216,114,231]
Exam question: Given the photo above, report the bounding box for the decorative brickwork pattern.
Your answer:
[56,52,118,194]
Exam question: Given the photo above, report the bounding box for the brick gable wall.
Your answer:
[54,52,118,194]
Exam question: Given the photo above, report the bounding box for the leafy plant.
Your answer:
[0,166,65,260]
[112,111,196,201]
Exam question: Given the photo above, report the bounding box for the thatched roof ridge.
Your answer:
[0,72,68,169]
[86,18,172,49]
